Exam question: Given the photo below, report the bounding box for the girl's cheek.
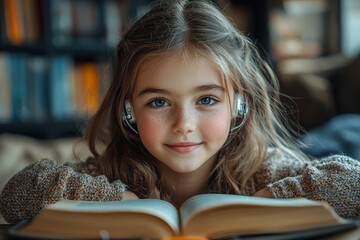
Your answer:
[202,115,230,141]
[137,115,165,143]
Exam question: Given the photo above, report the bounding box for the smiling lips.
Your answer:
[166,142,202,154]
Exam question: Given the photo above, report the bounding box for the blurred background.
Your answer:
[0,0,359,138]
[0,0,360,224]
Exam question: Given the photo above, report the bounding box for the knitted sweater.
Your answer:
[1,148,359,224]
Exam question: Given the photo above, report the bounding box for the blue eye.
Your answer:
[198,97,217,105]
[149,98,169,108]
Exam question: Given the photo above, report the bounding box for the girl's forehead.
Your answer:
[138,51,206,72]
[133,52,229,95]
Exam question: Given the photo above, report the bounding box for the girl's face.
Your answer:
[132,52,233,174]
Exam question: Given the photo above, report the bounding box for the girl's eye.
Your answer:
[198,96,217,105]
[149,98,169,108]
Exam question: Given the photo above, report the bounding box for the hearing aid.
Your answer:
[230,93,248,132]
[122,99,138,135]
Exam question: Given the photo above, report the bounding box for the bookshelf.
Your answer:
[0,0,153,139]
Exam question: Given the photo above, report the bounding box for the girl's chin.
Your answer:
[171,167,200,174]
[166,162,208,174]
[157,161,202,174]
[155,154,218,175]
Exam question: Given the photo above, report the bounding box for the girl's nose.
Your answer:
[171,107,196,135]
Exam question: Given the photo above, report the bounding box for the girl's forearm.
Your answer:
[0,159,127,224]
[252,188,274,198]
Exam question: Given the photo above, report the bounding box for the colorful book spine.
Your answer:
[0,56,107,123]
[27,56,49,121]
[7,53,30,121]
[49,56,74,120]
[3,0,25,45]
[104,0,122,47]
[0,54,11,122]
[72,62,86,115]
[82,62,100,115]
[22,0,40,43]
[1,0,129,45]
[50,0,72,45]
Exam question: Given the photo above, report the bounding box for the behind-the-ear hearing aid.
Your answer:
[230,93,248,132]
[122,99,138,135]
[124,99,136,124]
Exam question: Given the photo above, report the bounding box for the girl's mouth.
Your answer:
[165,142,202,154]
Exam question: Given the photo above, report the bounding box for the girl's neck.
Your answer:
[158,156,216,209]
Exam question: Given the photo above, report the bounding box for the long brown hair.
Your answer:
[84,0,308,198]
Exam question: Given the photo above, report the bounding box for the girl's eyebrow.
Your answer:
[193,84,224,93]
[137,88,170,97]
[137,84,224,97]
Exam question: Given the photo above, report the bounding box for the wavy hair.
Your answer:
[84,0,308,199]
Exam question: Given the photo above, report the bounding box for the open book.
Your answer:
[10,194,355,239]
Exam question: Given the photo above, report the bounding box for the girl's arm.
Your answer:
[252,188,273,198]
[0,159,132,224]
[255,149,360,218]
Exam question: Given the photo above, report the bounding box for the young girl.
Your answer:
[1,0,359,224]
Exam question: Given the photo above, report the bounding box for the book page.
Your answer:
[180,194,324,227]
[49,199,180,232]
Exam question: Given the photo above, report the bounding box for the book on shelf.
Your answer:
[2,0,43,45]
[72,61,102,116]
[3,0,24,45]
[22,0,42,43]
[104,0,124,47]
[1,53,50,122]
[82,62,100,115]
[1,0,127,46]
[72,0,100,38]
[0,54,11,121]
[49,56,74,120]
[50,0,72,45]
[0,53,106,123]
[8,53,31,121]
[9,194,357,240]
[50,0,127,47]
[27,57,49,121]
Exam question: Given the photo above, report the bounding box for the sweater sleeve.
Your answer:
[261,150,360,218]
[0,159,127,224]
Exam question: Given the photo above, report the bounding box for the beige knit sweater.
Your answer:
[1,148,359,224]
